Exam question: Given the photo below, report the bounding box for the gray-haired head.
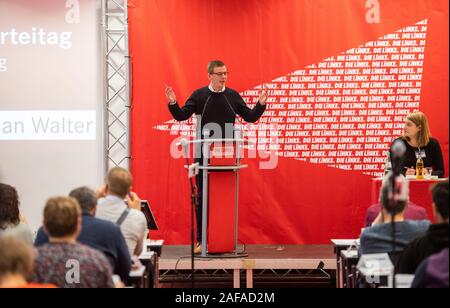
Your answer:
[69,186,97,213]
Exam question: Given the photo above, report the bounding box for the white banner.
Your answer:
[0,110,96,140]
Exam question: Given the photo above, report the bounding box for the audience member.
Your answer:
[34,187,131,282]
[411,248,449,288]
[0,236,55,288]
[365,201,428,227]
[359,174,430,261]
[29,197,114,288]
[397,181,449,274]
[0,183,33,245]
[96,167,147,257]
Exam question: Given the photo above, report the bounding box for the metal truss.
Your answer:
[101,0,131,171]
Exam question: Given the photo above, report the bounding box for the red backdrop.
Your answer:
[128,0,448,244]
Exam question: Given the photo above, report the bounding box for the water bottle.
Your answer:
[416,155,424,179]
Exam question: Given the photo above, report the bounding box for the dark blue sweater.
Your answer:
[169,86,266,138]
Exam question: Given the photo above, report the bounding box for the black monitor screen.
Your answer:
[141,200,158,230]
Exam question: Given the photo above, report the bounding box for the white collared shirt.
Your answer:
[208,83,226,93]
[96,195,148,256]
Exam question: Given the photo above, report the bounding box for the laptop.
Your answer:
[140,200,158,230]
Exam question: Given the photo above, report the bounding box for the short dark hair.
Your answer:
[69,187,97,213]
[380,174,408,215]
[431,181,449,219]
[0,236,35,278]
[44,197,81,238]
[207,60,225,74]
[107,167,132,199]
[0,183,20,230]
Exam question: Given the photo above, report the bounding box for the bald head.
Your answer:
[107,167,132,199]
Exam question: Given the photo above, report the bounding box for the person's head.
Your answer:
[69,186,97,215]
[106,167,133,199]
[402,111,431,147]
[0,183,20,230]
[0,236,35,285]
[207,60,227,91]
[380,173,409,219]
[431,181,449,224]
[43,197,81,241]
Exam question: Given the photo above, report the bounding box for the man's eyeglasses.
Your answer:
[211,72,229,77]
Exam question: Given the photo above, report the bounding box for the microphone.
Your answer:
[391,139,406,159]
[390,139,406,176]
[180,138,189,157]
[180,138,188,147]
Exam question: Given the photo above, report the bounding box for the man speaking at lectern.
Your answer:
[165,60,269,253]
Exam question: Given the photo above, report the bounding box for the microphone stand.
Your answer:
[390,202,396,289]
[389,140,406,289]
[181,141,198,288]
[389,164,402,289]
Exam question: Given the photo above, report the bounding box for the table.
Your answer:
[128,250,158,288]
[145,239,164,257]
[340,249,359,288]
[128,266,146,288]
[331,239,359,288]
[371,177,447,220]
[138,250,158,288]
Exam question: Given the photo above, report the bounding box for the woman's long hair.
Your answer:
[0,183,20,230]
[402,111,432,147]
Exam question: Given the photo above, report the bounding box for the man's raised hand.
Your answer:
[165,85,176,104]
[125,192,142,211]
[259,85,268,105]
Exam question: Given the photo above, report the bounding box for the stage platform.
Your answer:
[157,244,337,288]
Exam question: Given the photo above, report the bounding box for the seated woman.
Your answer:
[390,111,445,178]
[0,183,34,245]
[0,236,56,288]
